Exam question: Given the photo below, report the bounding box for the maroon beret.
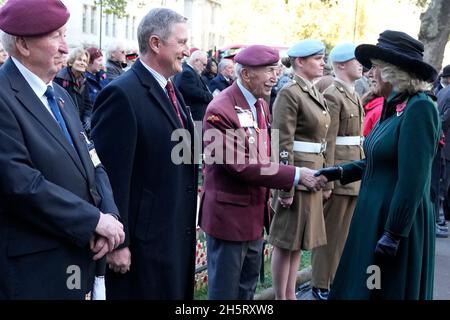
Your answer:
[0,0,70,36]
[234,45,279,67]
[86,47,103,64]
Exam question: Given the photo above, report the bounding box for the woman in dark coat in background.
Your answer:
[54,47,93,133]
[85,47,109,107]
[201,57,218,88]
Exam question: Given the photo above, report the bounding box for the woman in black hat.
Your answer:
[316,30,440,299]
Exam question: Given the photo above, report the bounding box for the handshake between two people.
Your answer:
[299,165,344,191]
[287,166,403,260]
[278,166,343,209]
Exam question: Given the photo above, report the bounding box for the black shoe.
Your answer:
[438,220,448,227]
[312,287,329,300]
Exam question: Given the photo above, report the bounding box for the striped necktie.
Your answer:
[166,80,185,128]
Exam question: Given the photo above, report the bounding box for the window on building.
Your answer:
[211,4,216,25]
[91,6,97,35]
[126,16,130,39]
[82,5,88,33]
[113,14,117,37]
[184,0,193,19]
[132,16,136,40]
[209,32,215,50]
[105,14,110,37]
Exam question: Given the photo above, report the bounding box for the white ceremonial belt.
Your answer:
[335,136,364,145]
[293,141,326,153]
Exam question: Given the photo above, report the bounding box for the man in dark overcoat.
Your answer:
[0,0,124,299]
[174,50,213,122]
[91,8,199,299]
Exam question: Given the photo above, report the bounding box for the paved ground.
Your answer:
[296,235,450,300]
[434,235,450,300]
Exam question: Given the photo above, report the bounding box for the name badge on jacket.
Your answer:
[81,131,102,168]
[235,106,254,128]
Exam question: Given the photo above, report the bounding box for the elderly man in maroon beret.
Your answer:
[0,0,124,299]
[199,45,326,300]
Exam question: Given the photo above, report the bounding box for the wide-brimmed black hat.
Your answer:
[355,30,437,83]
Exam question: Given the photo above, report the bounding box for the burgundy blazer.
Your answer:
[199,82,296,241]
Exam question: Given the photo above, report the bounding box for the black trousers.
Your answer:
[206,234,263,300]
[431,149,450,222]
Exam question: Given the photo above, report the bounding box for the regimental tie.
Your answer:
[44,85,74,146]
[165,80,185,128]
[255,98,270,157]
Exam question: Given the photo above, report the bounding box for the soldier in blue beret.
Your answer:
[287,39,326,58]
[269,39,330,300]
[329,43,357,63]
[310,42,364,300]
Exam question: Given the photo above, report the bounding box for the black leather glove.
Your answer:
[375,231,401,258]
[314,166,343,182]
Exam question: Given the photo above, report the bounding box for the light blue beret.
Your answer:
[329,43,356,63]
[287,39,325,58]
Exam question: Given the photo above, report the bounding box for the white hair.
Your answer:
[218,59,233,72]
[67,47,89,66]
[106,41,125,60]
[1,31,16,55]
[188,50,207,64]
[234,62,243,80]
[372,59,431,93]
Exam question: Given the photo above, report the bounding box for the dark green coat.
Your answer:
[329,92,440,300]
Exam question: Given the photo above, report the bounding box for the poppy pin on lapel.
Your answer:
[58,97,65,109]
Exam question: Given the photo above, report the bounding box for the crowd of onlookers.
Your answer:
[0,40,138,136]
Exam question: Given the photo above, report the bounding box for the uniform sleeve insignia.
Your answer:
[280,150,289,164]
[207,114,221,123]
